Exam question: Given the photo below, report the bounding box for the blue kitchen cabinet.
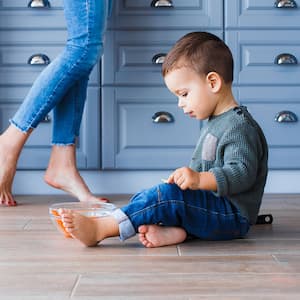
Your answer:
[101,0,223,169]
[0,1,100,169]
[226,30,300,86]
[225,0,300,169]
[2,0,299,170]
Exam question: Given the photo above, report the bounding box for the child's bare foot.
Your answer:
[60,209,119,247]
[138,225,187,248]
[60,209,102,246]
[44,145,108,203]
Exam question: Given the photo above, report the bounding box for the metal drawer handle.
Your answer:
[151,0,173,8]
[28,0,51,8]
[41,114,51,123]
[27,54,50,65]
[274,53,298,65]
[274,0,297,8]
[275,111,298,123]
[152,111,174,123]
[152,53,167,65]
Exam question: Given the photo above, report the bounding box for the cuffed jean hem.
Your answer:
[51,142,75,146]
[10,119,76,146]
[111,209,136,241]
[10,119,34,133]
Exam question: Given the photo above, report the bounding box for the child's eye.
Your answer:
[181,92,188,97]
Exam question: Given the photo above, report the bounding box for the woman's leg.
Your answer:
[0,126,31,206]
[45,0,110,202]
[44,144,99,202]
[0,0,111,205]
[44,79,107,202]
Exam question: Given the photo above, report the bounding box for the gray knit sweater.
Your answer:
[189,106,268,224]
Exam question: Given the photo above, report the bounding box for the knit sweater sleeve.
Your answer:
[209,123,260,196]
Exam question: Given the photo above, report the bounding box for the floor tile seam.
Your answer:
[70,274,81,298]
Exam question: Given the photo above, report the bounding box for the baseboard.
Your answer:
[13,170,300,195]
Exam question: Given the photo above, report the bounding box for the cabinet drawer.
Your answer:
[102,87,201,169]
[109,0,222,29]
[225,0,300,29]
[0,30,67,45]
[0,45,99,86]
[239,86,300,104]
[0,0,63,9]
[0,2,65,30]
[102,30,223,86]
[226,30,300,86]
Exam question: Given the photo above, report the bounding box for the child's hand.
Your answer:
[167,167,201,190]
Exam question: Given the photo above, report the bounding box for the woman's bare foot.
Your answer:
[44,145,108,203]
[60,209,119,247]
[0,153,17,206]
[44,167,108,202]
[0,126,30,206]
[138,225,187,248]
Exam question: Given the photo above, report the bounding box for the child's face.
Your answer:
[164,67,218,120]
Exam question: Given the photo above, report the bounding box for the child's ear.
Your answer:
[206,72,222,92]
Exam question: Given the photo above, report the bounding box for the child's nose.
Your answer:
[178,98,185,108]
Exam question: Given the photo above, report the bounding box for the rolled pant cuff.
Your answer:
[10,119,33,133]
[111,208,136,241]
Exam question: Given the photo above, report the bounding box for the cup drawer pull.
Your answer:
[274,53,298,65]
[152,53,167,65]
[41,114,51,123]
[27,54,50,65]
[28,0,51,8]
[274,0,297,8]
[152,111,174,123]
[151,0,173,8]
[275,111,298,123]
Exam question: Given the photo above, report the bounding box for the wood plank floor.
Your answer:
[0,194,300,299]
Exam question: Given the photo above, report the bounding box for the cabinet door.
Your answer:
[238,86,300,169]
[102,87,201,169]
[225,0,300,29]
[0,43,99,86]
[0,87,100,169]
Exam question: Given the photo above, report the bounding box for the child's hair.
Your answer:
[162,31,233,84]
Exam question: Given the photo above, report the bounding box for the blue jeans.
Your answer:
[112,183,250,241]
[11,0,112,144]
